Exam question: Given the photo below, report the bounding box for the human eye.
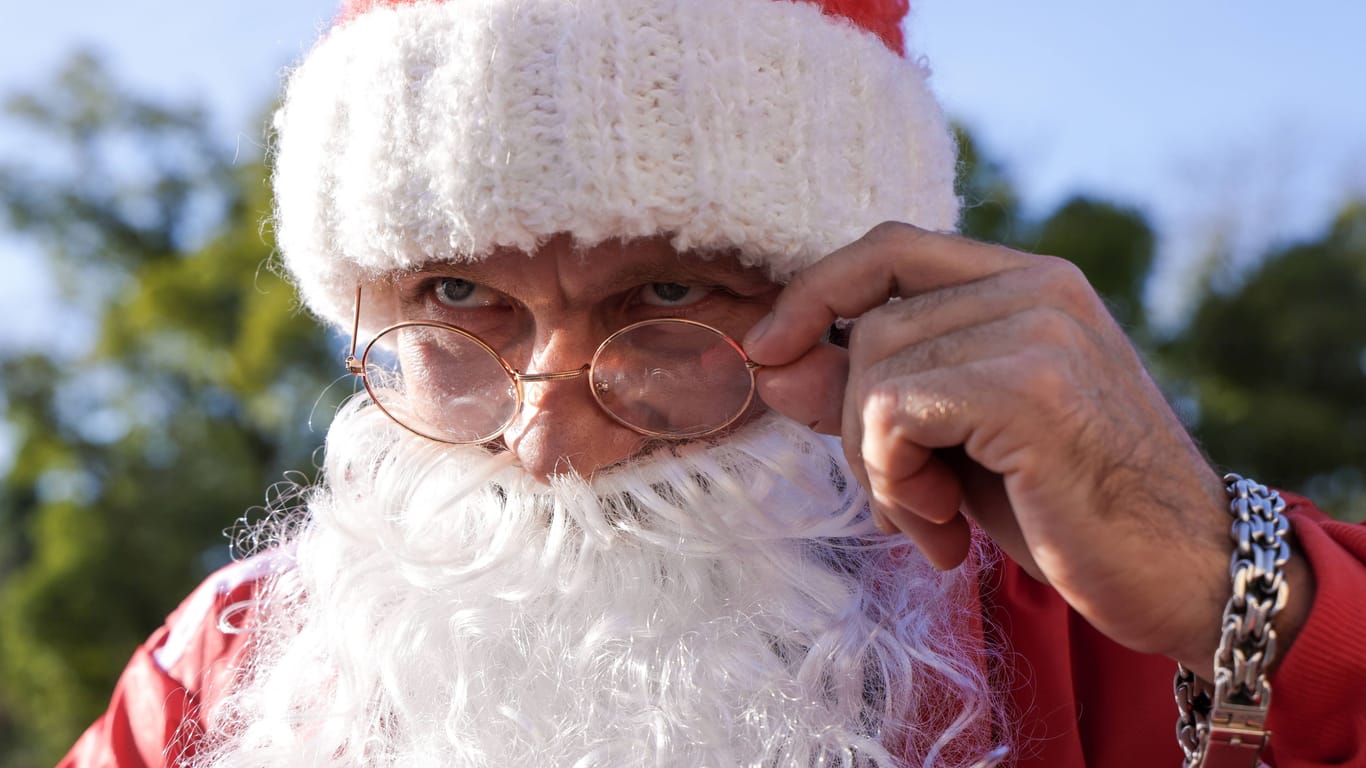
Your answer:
[637,282,714,308]
[433,277,501,309]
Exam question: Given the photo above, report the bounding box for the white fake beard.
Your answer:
[193,403,1003,768]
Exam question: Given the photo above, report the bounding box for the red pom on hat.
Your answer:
[337,0,415,23]
[810,0,909,55]
[337,0,908,55]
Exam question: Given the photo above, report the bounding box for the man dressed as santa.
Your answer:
[63,1,1366,766]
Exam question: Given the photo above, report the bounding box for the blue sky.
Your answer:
[2,0,1364,346]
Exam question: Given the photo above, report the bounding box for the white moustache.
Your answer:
[198,405,998,768]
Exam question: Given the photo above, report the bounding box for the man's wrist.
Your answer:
[1172,501,1315,679]
[1267,544,1314,673]
[1174,474,1304,768]
[1168,472,1242,678]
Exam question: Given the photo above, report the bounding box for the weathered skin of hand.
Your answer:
[743,222,1313,677]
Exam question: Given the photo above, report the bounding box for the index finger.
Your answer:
[743,222,1031,366]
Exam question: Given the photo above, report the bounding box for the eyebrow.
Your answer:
[403,254,775,295]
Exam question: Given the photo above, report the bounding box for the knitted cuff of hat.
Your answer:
[273,0,959,328]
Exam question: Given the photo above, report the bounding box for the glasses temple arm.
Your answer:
[345,285,364,375]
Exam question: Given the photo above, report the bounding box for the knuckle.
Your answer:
[1013,349,1075,409]
[1037,256,1099,313]
[864,220,915,243]
[856,376,899,424]
[909,340,949,374]
[862,373,955,432]
[1019,306,1081,349]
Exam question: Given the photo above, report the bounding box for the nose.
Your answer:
[498,326,647,483]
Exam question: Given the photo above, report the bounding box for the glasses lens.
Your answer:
[363,324,518,444]
[590,319,755,438]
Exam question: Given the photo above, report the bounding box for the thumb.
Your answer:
[752,342,848,435]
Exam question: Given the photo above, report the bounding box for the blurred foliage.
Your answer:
[0,55,1361,767]
[955,122,1157,337]
[1033,197,1155,334]
[1160,203,1366,521]
[954,126,1023,247]
[0,53,340,766]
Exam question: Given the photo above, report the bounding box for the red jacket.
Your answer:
[61,496,1366,767]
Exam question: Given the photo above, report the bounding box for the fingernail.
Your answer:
[743,313,774,348]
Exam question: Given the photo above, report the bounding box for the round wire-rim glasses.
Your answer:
[344,285,763,444]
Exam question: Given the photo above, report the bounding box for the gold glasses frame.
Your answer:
[344,285,762,443]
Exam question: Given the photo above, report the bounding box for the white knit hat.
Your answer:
[274,0,959,327]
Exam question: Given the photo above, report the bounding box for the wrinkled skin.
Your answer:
[373,227,1313,678]
[743,222,1314,676]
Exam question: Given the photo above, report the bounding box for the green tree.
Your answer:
[955,123,1157,334]
[954,124,1024,247]
[1032,196,1154,334]
[0,53,338,766]
[1165,201,1366,521]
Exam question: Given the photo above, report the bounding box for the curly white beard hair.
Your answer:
[191,402,1006,768]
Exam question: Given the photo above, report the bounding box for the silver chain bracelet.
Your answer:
[1174,473,1290,768]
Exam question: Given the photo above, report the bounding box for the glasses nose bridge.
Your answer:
[512,363,591,384]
